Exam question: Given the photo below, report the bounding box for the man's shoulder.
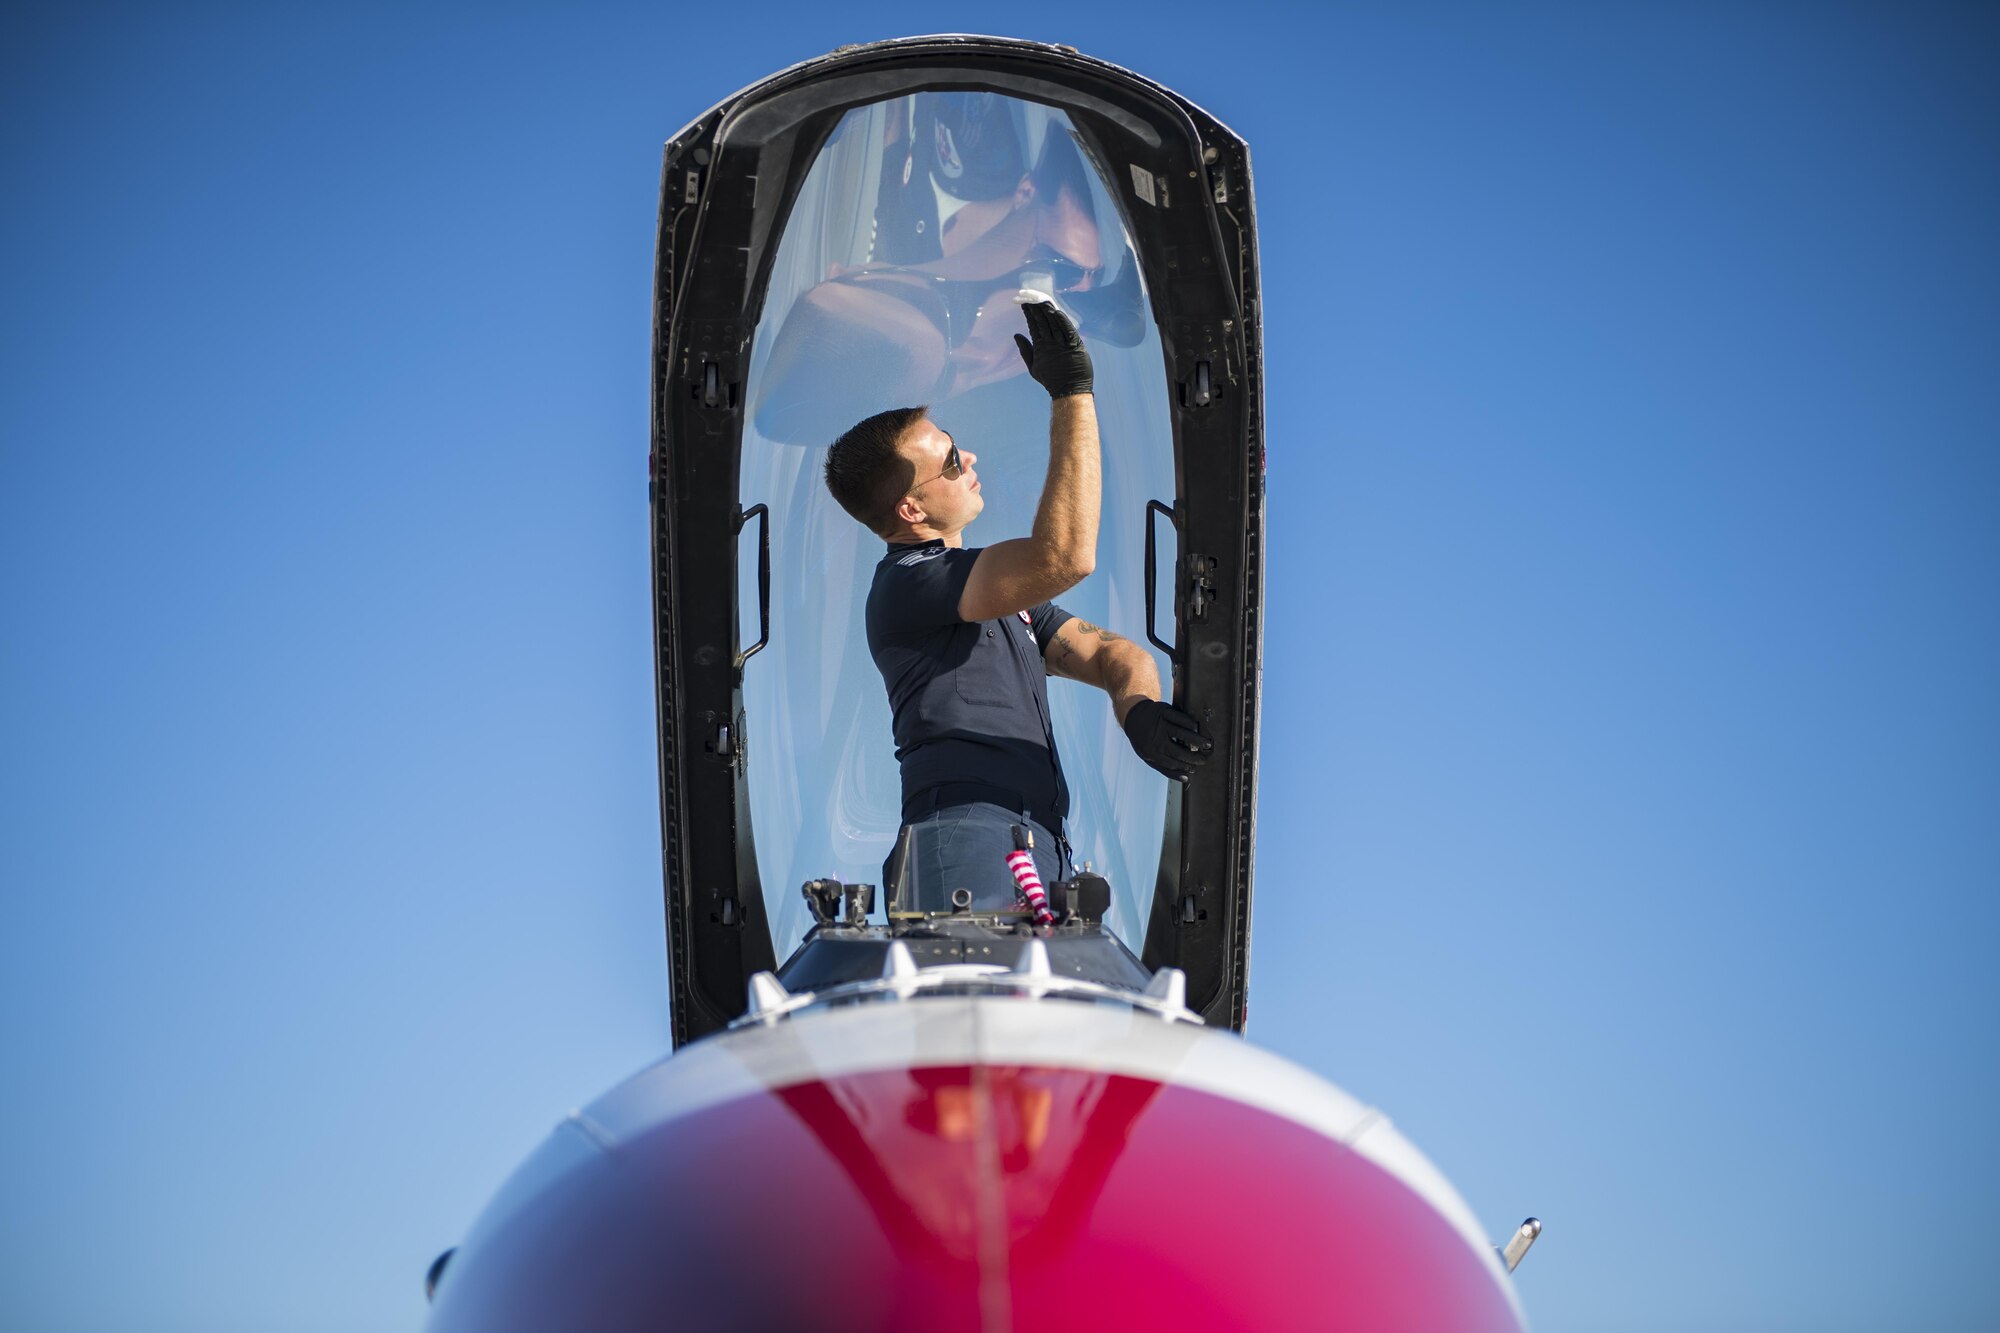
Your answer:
[869,542,981,635]
[874,541,980,584]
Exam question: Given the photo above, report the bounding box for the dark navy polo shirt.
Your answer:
[866,540,1075,825]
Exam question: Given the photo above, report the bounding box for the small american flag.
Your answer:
[1006,847,1055,926]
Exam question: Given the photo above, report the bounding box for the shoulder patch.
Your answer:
[896,547,947,567]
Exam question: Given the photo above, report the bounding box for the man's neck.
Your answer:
[888,526,965,548]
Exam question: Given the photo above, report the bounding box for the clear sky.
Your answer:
[3,4,1995,1331]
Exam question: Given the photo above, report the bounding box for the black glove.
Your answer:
[1122,700,1214,781]
[1012,298,1094,399]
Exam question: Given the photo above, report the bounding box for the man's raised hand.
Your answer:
[1013,298,1094,399]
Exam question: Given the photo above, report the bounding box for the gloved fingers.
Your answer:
[1154,707,1213,751]
[1016,298,1092,397]
[1042,302,1081,346]
[1024,298,1078,347]
[1040,298,1072,342]
[1020,298,1050,341]
[1147,712,1212,778]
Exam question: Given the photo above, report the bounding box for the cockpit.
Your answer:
[650,37,1263,1043]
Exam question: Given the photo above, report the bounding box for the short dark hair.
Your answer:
[824,405,929,536]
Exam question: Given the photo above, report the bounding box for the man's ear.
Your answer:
[891,493,926,528]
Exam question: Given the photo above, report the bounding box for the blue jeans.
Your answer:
[885,801,1070,912]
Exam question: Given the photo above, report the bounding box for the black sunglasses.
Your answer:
[912,441,962,490]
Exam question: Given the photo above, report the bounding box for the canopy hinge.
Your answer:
[1182,359,1215,407]
[1184,554,1217,621]
[694,360,734,409]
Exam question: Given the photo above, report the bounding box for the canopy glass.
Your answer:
[736,91,1177,950]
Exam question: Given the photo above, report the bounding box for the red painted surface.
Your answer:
[430,1065,1522,1333]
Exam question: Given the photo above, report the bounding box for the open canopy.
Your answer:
[650,35,1264,1044]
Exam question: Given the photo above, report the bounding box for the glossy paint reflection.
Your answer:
[428,1065,1524,1333]
[774,1066,1162,1274]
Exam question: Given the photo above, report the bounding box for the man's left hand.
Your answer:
[1122,700,1214,781]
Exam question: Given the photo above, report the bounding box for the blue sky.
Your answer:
[4,4,1995,1330]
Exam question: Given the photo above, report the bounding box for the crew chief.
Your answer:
[822,298,1213,909]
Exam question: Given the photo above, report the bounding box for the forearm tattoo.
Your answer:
[1051,620,1125,678]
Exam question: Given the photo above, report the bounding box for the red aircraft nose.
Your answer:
[427,1003,1526,1332]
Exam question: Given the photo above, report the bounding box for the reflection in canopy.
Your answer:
[739,92,1175,950]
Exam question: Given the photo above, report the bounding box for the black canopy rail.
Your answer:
[650,34,1264,1045]
[1143,499,1181,662]
[734,503,770,671]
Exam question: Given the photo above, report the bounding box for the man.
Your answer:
[822,298,1213,910]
